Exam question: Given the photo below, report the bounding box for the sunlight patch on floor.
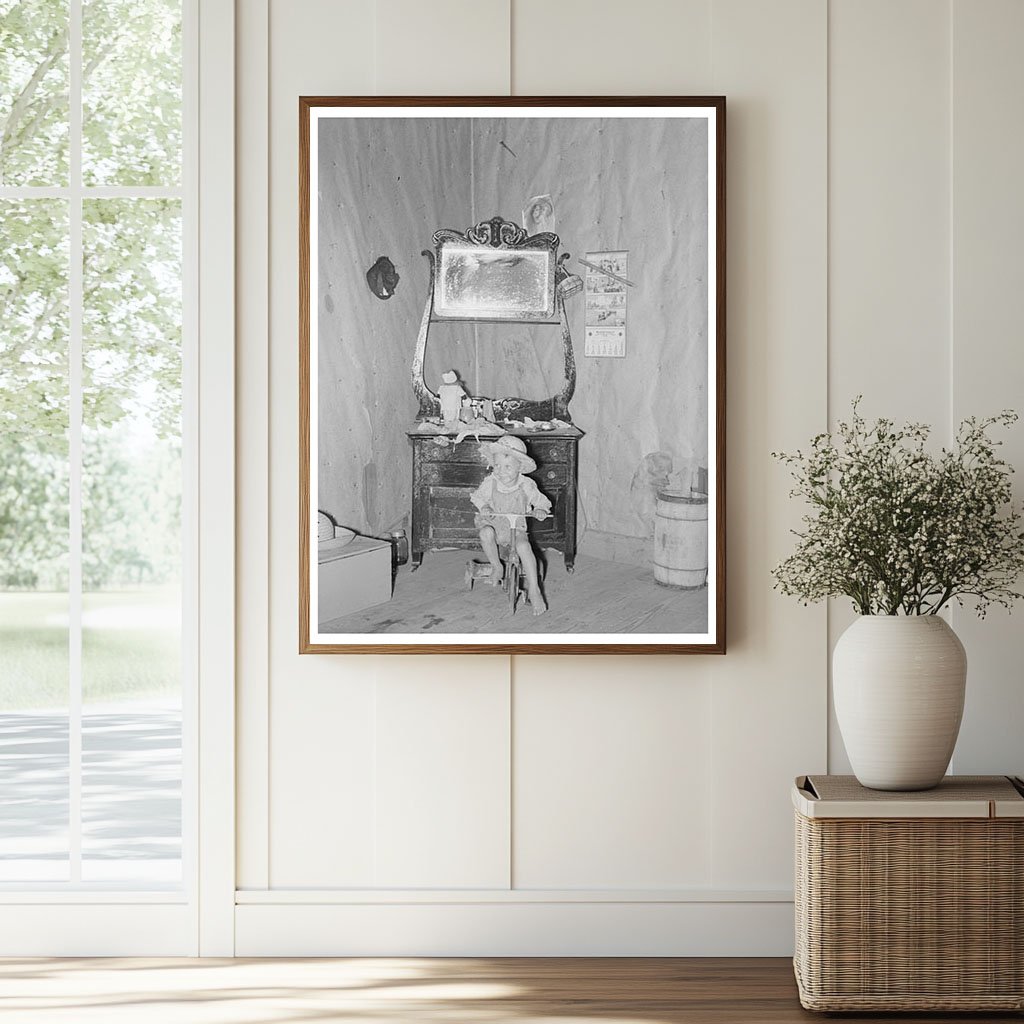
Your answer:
[0,958,675,1024]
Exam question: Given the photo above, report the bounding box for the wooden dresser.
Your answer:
[407,425,583,572]
[405,217,585,576]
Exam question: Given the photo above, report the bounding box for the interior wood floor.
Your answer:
[321,550,709,634]
[1,957,1018,1023]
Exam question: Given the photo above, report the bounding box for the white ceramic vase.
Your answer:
[833,615,967,791]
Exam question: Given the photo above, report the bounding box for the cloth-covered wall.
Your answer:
[317,115,708,545]
[469,117,708,542]
[317,118,474,534]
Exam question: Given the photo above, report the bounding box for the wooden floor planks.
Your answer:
[321,550,709,634]
[0,957,1017,1023]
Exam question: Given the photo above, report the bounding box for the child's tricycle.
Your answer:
[464,511,546,615]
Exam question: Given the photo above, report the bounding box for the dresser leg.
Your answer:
[411,551,424,571]
[564,554,575,574]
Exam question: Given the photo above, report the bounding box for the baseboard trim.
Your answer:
[235,900,795,956]
[235,887,792,904]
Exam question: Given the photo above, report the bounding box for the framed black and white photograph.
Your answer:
[299,97,725,654]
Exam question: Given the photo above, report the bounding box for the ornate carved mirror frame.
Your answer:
[411,216,578,423]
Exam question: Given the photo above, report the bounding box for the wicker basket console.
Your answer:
[793,774,1024,1012]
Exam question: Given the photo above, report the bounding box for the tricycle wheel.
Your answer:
[507,562,520,614]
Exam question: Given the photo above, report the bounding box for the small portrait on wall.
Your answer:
[522,193,556,234]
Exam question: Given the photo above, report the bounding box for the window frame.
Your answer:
[0,0,235,955]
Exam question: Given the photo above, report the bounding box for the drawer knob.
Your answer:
[547,470,556,479]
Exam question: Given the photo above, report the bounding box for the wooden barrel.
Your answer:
[654,490,708,589]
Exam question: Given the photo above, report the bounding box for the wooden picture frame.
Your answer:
[300,96,726,654]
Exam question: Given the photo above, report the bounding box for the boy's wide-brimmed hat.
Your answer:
[485,434,536,474]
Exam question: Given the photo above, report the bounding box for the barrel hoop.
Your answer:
[656,490,708,505]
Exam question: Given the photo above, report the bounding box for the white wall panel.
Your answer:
[827,0,952,774]
[269,0,375,97]
[376,0,510,94]
[828,0,950,426]
[513,657,712,889]
[707,0,828,889]
[265,0,376,889]
[374,658,511,888]
[512,0,712,95]
[268,663,514,891]
[949,0,1024,778]
[269,664,378,887]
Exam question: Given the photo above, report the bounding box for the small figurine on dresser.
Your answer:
[470,435,551,614]
[438,369,469,428]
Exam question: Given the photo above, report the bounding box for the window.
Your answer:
[0,0,192,889]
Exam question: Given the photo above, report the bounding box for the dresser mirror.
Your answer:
[413,216,577,422]
[432,216,558,321]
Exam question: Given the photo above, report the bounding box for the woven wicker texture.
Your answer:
[795,805,1024,1011]
[805,773,1023,804]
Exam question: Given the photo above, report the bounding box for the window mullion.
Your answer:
[68,0,84,885]
[0,186,184,200]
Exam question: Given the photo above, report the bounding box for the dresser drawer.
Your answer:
[528,438,571,465]
[419,460,566,490]
[535,464,569,486]
[422,487,478,541]
[414,438,487,464]
[423,486,565,540]
[419,462,487,487]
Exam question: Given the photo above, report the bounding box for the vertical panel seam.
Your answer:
[371,669,379,887]
[709,0,714,92]
[508,655,515,889]
[948,0,954,449]
[947,0,955,447]
[825,0,831,775]
[946,0,956,773]
[260,0,271,891]
[824,0,833,773]
[507,0,514,96]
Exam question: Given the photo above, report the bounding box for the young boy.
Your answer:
[470,435,551,615]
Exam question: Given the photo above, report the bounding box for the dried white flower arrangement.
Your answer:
[773,401,1024,616]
